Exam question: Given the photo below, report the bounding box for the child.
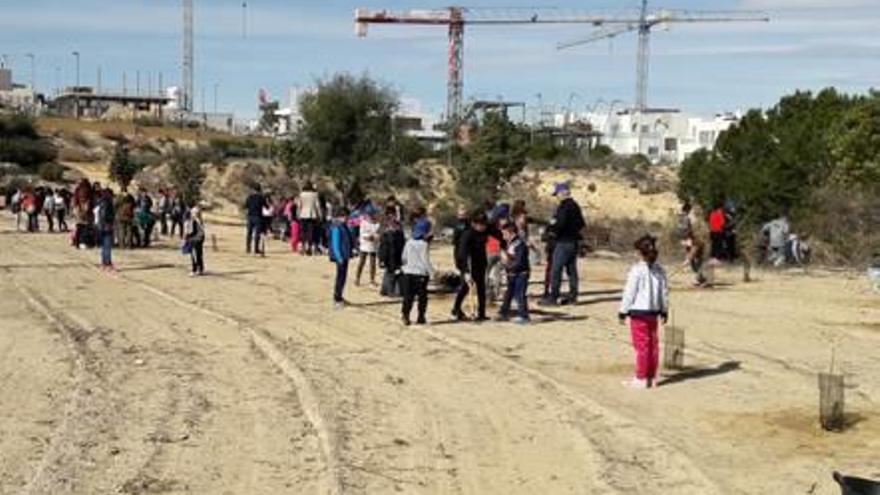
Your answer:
[681,232,707,287]
[400,218,434,326]
[497,223,530,324]
[619,235,669,389]
[356,208,380,286]
[329,207,353,310]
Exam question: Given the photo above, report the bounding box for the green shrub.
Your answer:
[38,162,65,182]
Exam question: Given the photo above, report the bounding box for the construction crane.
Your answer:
[558,0,769,113]
[182,0,195,113]
[355,7,645,130]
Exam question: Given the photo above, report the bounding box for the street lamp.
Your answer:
[71,51,80,87]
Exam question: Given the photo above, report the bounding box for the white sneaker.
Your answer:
[333,301,345,310]
[622,378,649,390]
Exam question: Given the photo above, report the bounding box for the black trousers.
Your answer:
[401,274,429,320]
[453,268,487,318]
[190,240,205,274]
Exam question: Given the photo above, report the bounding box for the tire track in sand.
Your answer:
[118,247,719,494]
[6,234,334,494]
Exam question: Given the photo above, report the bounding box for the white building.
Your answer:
[0,68,40,113]
[563,108,739,164]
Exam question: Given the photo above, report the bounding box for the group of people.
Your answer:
[244,181,589,329]
[6,180,207,275]
[6,186,71,233]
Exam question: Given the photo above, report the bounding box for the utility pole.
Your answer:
[97,66,102,93]
[25,53,35,90]
[213,83,219,114]
[71,51,80,87]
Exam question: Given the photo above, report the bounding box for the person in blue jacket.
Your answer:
[329,207,353,309]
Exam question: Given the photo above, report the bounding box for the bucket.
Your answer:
[819,372,845,432]
[834,472,880,495]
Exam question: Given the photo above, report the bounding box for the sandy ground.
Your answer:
[0,217,878,494]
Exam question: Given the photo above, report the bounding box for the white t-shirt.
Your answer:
[359,218,380,254]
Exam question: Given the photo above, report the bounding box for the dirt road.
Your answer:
[1,220,877,494]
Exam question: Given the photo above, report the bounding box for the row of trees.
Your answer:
[678,88,880,262]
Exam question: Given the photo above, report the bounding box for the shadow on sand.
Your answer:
[657,361,741,387]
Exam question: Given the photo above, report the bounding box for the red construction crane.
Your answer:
[355,7,634,128]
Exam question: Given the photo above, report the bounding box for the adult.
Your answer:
[186,205,206,276]
[708,203,727,261]
[42,191,56,232]
[117,192,136,249]
[541,182,586,306]
[158,188,170,236]
[385,195,405,225]
[296,182,323,256]
[378,207,406,297]
[244,184,267,255]
[136,189,156,248]
[95,188,116,271]
[21,188,38,232]
[452,213,494,322]
[54,188,69,232]
[675,202,694,241]
[169,192,186,239]
[10,188,22,231]
[762,214,790,267]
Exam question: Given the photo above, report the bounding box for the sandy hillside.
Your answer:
[0,215,877,494]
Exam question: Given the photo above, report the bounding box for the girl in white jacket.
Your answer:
[619,235,669,389]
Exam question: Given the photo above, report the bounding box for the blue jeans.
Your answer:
[246,216,262,253]
[334,261,349,303]
[549,241,579,302]
[101,231,113,266]
[500,272,530,319]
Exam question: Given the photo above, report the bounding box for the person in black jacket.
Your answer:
[244,184,267,255]
[451,213,496,322]
[378,208,406,297]
[541,182,586,306]
[452,205,469,261]
[497,223,530,324]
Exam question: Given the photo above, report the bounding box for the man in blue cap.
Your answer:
[540,182,586,306]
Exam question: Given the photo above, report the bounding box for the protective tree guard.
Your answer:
[819,372,845,432]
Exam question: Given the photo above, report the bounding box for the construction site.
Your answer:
[1,1,879,495]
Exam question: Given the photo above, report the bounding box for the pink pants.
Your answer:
[289,221,300,252]
[630,315,660,380]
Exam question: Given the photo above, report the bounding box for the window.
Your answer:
[664,138,677,152]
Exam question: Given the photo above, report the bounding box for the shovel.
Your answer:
[834,472,880,495]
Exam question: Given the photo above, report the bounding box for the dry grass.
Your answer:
[36,117,271,145]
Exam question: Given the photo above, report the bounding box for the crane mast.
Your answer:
[182,0,194,113]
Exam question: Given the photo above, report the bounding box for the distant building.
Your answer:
[0,68,42,114]
[568,108,739,164]
[51,86,171,120]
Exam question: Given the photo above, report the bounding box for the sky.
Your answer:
[1,0,878,120]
